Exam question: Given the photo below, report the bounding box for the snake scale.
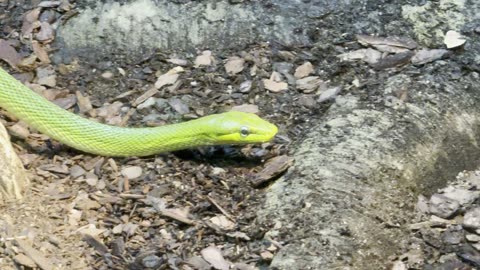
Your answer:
[0,67,278,157]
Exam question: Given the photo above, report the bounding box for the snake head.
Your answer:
[205,111,278,145]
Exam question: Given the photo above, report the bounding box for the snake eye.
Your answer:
[240,126,249,137]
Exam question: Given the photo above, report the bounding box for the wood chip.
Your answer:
[252,155,294,187]
[14,239,54,270]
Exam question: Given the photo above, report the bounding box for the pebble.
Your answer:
[428,194,460,219]
[142,255,163,268]
[463,207,480,230]
[442,226,463,245]
[466,234,480,242]
[121,166,143,179]
[154,98,168,112]
[318,86,342,103]
[442,186,480,206]
[298,95,316,108]
[239,80,252,93]
[137,97,156,110]
[273,62,293,75]
[101,71,114,79]
[168,98,190,115]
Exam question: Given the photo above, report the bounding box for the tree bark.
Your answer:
[0,122,28,202]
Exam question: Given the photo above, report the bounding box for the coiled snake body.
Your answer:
[0,67,277,157]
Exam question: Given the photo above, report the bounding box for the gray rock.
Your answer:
[239,80,252,93]
[168,98,190,115]
[154,98,168,112]
[142,255,162,268]
[273,62,294,75]
[429,194,460,219]
[318,86,342,103]
[442,186,480,206]
[137,97,156,110]
[463,208,480,230]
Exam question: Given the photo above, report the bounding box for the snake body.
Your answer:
[0,67,277,156]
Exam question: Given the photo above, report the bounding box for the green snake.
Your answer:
[0,67,278,157]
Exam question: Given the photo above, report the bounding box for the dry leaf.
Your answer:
[263,79,288,92]
[21,8,41,36]
[195,50,214,67]
[231,104,259,114]
[444,30,466,49]
[154,68,181,89]
[0,39,21,68]
[294,62,314,79]
[201,246,230,270]
[210,215,235,230]
[76,224,105,237]
[32,41,50,64]
[225,56,245,75]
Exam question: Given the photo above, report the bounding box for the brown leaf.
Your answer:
[371,51,415,70]
[195,50,214,67]
[231,104,259,114]
[21,8,41,36]
[32,41,50,64]
[225,56,245,75]
[36,22,55,43]
[201,246,230,270]
[294,61,314,79]
[252,155,294,187]
[356,35,417,49]
[0,39,21,68]
[263,79,288,92]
